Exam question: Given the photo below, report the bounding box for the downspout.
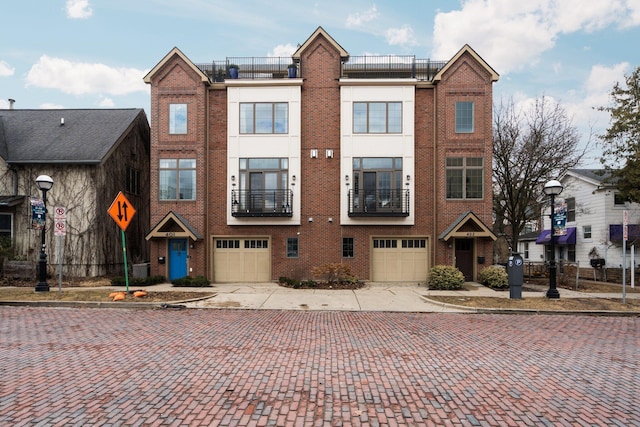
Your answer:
[432,85,438,269]
[205,82,211,281]
[11,167,18,195]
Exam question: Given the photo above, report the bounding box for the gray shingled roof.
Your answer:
[568,168,614,183]
[0,109,147,164]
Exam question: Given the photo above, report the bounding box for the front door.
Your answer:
[169,238,188,281]
[455,239,474,281]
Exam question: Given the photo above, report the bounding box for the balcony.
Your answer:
[342,57,446,81]
[347,189,410,217]
[196,57,299,82]
[232,189,293,217]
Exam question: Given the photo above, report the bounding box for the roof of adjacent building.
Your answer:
[0,108,148,164]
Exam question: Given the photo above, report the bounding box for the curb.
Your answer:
[421,296,640,317]
[0,294,215,310]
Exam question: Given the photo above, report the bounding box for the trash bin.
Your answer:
[507,253,524,299]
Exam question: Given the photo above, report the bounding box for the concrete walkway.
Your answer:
[149,281,638,313]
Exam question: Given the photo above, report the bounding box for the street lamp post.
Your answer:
[543,179,563,299]
[35,175,54,292]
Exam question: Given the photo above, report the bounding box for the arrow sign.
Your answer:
[108,191,136,231]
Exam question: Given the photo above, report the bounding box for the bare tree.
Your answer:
[493,96,588,253]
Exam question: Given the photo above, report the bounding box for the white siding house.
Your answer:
[536,169,640,275]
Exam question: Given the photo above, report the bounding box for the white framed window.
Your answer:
[240,103,288,134]
[455,101,474,133]
[353,102,402,133]
[583,225,592,239]
[159,159,196,200]
[169,104,187,134]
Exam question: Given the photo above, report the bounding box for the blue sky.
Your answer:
[2,0,639,167]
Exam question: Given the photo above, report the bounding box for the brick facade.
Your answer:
[144,28,498,283]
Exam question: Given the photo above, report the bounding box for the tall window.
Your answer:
[565,197,576,222]
[0,213,12,240]
[353,102,402,133]
[455,101,474,133]
[126,166,141,196]
[583,225,592,239]
[342,238,354,258]
[352,157,403,211]
[236,158,289,213]
[240,103,288,134]
[159,159,196,200]
[287,238,299,258]
[446,157,483,199]
[523,242,529,259]
[169,104,187,134]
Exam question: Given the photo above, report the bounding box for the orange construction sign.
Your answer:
[107,191,136,231]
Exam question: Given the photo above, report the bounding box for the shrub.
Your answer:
[311,263,355,284]
[111,275,166,287]
[478,265,508,289]
[171,275,211,287]
[428,265,465,290]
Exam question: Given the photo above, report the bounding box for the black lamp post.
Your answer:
[35,175,53,292]
[543,179,563,299]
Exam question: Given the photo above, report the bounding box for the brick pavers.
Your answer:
[1,307,638,426]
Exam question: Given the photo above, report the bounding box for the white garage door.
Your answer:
[213,238,271,282]
[371,238,429,282]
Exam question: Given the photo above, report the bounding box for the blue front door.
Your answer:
[169,238,188,280]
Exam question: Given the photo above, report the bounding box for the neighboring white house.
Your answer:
[530,169,640,275]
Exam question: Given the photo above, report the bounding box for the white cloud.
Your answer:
[385,25,417,46]
[433,0,640,75]
[268,44,297,58]
[98,97,115,107]
[39,103,65,109]
[25,55,148,96]
[66,0,93,19]
[346,5,379,28]
[0,60,15,77]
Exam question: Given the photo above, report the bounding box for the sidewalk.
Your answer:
[152,281,638,313]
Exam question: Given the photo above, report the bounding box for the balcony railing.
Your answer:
[347,189,410,217]
[342,56,446,81]
[232,189,293,217]
[196,57,299,82]
[195,56,447,82]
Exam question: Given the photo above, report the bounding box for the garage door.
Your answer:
[213,238,271,282]
[371,238,429,281]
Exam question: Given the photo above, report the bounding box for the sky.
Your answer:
[2,0,639,168]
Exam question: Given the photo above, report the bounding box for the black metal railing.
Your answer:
[347,189,410,217]
[342,56,446,81]
[232,189,293,217]
[196,57,299,82]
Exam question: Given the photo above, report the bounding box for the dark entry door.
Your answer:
[455,239,474,281]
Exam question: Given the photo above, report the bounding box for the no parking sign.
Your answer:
[54,206,66,236]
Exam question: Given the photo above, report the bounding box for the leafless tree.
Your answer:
[493,96,589,254]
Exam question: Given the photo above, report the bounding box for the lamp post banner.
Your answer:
[31,197,45,230]
[553,199,567,236]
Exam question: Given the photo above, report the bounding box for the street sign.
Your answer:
[54,218,66,236]
[107,192,136,231]
[623,210,629,241]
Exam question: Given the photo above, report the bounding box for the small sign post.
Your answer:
[623,210,628,303]
[54,207,66,294]
[107,192,136,292]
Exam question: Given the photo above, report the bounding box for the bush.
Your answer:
[428,265,465,290]
[111,275,166,286]
[478,265,508,289]
[171,275,211,287]
[310,263,357,284]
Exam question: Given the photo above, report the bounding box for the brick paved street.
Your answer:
[1,307,638,426]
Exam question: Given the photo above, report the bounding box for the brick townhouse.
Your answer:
[143,27,498,283]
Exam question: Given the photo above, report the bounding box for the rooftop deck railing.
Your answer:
[195,56,447,82]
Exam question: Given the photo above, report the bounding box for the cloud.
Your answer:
[26,55,148,96]
[66,0,93,19]
[268,44,297,58]
[39,103,65,109]
[98,97,115,107]
[0,60,15,77]
[433,0,640,75]
[346,5,379,28]
[385,25,417,46]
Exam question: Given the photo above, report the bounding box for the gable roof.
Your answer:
[143,47,209,84]
[146,211,203,241]
[292,26,349,61]
[439,211,497,241]
[564,169,615,186]
[0,108,147,164]
[433,44,499,83]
